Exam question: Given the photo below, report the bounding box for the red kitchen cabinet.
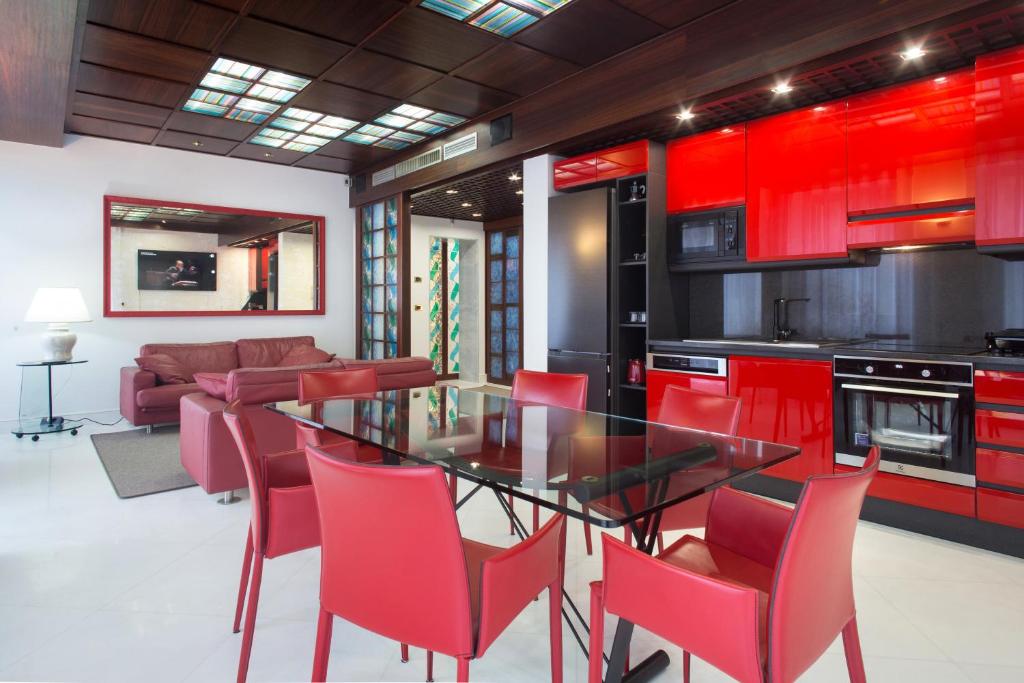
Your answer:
[646,369,728,422]
[847,70,975,216]
[977,447,1024,489]
[834,465,976,517]
[553,141,648,191]
[847,212,975,249]
[976,45,1024,247]
[746,104,848,261]
[727,356,833,482]
[666,126,745,213]
[977,488,1024,529]
[976,408,1024,450]
[975,369,1024,407]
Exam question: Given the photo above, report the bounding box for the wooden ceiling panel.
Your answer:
[80,23,209,83]
[515,0,662,66]
[75,63,187,108]
[86,0,236,51]
[249,0,405,46]
[230,142,308,164]
[219,17,351,77]
[454,42,580,97]
[363,7,501,72]
[295,154,355,173]
[164,110,258,141]
[156,129,238,154]
[612,0,734,29]
[67,114,160,143]
[324,49,443,100]
[204,0,248,11]
[408,77,517,118]
[317,138,391,164]
[291,81,398,121]
[72,92,172,128]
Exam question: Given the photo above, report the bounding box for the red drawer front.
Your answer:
[976,408,1024,449]
[977,488,1024,529]
[975,370,1024,407]
[666,126,745,213]
[835,465,975,517]
[846,211,975,249]
[646,369,727,423]
[977,447,1024,489]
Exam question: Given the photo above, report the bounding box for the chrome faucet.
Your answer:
[772,297,810,342]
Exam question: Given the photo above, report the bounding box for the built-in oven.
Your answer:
[667,207,745,267]
[834,356,975,486]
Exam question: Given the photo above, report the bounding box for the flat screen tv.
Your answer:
[137,249,217,291]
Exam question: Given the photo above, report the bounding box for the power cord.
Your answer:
[78,416,126,427]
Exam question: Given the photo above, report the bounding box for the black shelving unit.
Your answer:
[609,145,664,420]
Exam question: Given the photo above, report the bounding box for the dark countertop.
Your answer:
[648,338,1024,371]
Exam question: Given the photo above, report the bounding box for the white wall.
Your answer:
[522,154,560,371]
[409,215,485,382]
[110,226,249,312]
[0,135,353,421]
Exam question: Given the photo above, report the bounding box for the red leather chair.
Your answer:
[223,400,343,683]
[305,443,567,682]
[507,369,588,533]
[295,367,379,460]
[587,446,881,683]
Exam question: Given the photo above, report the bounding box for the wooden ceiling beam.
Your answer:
[0,0,80,147]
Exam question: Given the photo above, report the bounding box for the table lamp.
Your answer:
[24,288,92,362]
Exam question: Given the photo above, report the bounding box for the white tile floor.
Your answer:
[2,415,1023,682]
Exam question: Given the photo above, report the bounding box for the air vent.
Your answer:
[353,174,367,194]
[371,166,396,186]
[395,146,443,178]
[443,133,477,161]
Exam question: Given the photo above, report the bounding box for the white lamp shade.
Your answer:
[25,288,92,323]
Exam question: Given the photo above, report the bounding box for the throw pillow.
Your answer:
[277,345,335,367]
[193,372,228,400]
[135,354,193,384]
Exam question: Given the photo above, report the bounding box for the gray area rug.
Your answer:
[91,426,196,499]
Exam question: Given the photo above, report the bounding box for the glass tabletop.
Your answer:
[267,386,799,528]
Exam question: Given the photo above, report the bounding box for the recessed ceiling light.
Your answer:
[461,202,471,207]
[264,152,273,158]
[472,212,482,217]
[675,108,695,121]
[192,140,203,147]
[508,172,521,181]
[900,46,927,61]
[515,189,523,195]
[445,189,459,194]
[771,81,793,94]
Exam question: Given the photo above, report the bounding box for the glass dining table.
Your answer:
[267,385,799,683]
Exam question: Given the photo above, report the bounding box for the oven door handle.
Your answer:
[839,383,960,399]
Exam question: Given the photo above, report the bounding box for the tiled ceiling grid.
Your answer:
[68,0,687,174]
[559,4,1024,157]
[411,162,523,222]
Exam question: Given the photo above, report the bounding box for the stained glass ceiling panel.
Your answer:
[181,58,313,126]
[419,0,573,36]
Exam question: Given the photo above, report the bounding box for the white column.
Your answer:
[522,154,561,372]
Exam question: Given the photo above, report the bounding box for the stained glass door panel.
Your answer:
[359,196,400,360]
[485,226,522,385]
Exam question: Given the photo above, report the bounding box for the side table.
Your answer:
[12,359,88,441]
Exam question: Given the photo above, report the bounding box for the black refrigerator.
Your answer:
[548,187,612,413]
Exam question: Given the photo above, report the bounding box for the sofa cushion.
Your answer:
[136,383,201,409]
[237,336,315,368]
[278,345,334,367]
[226,360,343,404]
[135,354,193,384]
[194,372,229,400]
[339,357,436,390]
[139,341,238,375]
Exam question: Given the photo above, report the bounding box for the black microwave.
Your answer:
[668,207,745,266]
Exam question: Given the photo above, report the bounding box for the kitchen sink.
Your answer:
[683,336,859,349]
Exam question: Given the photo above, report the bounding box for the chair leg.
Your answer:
[311,607,333,682]
[508,493,515,534]
[683,651,690,683]
[427,650,434,682]
[532,499,540,533]
[622,526,630,546]
[233,528,253,633]
[401,643,409,663]
[448,472,458,504]
[587,582,604,683]
[548,581,563,683]
[456,656,470,682]
[236,554,264,683]
[657,532,665,555]
[842,616,867,683]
